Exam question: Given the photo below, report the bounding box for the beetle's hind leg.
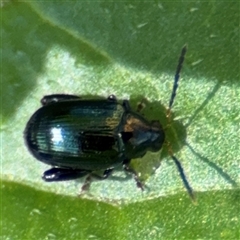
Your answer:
[81,168,114,192]
[42,167,89,181]
[41,94,81,105]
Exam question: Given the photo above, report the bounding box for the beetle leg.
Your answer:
[123,161,144,190]
[42,167,89,181]
[103,168,114,178]
[81,175,92,192]
[81,169,114,192]
[94,168,114,179]
[41,94,81,105]
[107,94,117,101]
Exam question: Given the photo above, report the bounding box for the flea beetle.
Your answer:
[24,46,194,199]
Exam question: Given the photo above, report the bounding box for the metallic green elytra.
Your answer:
[24,95,164,190]
[24,46,194,199]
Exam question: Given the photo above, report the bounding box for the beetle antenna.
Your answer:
[167,45,187,117]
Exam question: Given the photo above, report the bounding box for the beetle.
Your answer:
[24,46,194,199]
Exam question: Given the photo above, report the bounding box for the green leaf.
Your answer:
[2,1,239,239]
[2,181,240,239]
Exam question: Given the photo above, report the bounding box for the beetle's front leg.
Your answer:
[42,167,89,181]
[41,94,81,106]
[123,160,144,190]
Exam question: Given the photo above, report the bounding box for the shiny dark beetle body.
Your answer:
[25,95,164,185]
[24,46,194,198]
